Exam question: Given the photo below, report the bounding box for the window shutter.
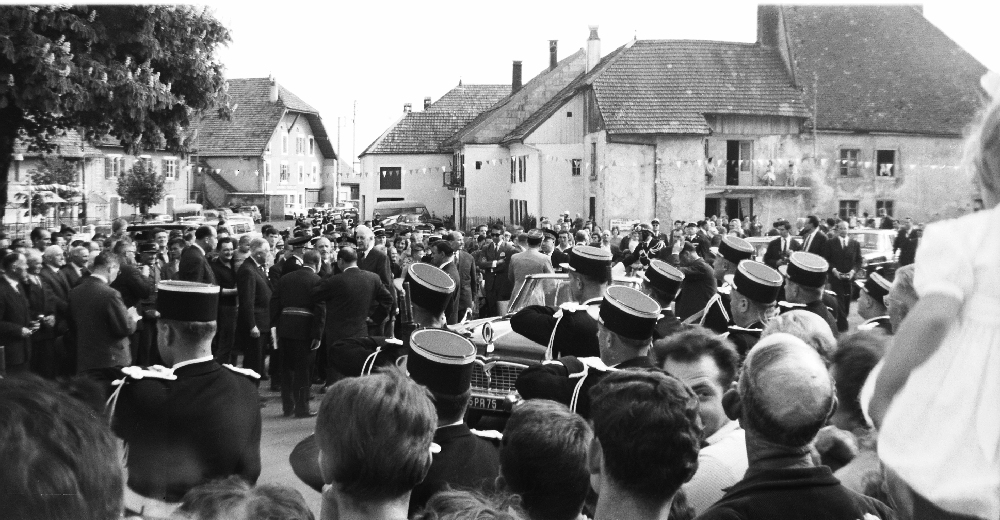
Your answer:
[105,157,111,179]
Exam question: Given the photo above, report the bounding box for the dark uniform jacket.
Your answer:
[697,466,896,520]
[312,267,393,343]
[0,277,32,366]
[71,275,136,372]
[477,241,517,300]
[674,258,718,322]
[270,266,326,341]
[409,424,501,515]
[236,257,272,334]
[516,354,656,418]
[654,309,686,340]
[621,239,664,267]
[111,263,153,310]
[178,244,216,284]
[893,229,920,267]
[59,262,86,288]
[550,247,570,272]
[763,236,794,269]
[358,246,396,305]
[112,359,262,502]
[510,298,602,359]
[725,322,766,359]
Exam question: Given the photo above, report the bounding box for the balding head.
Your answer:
[761,310,836,362]
[738,333,835,449]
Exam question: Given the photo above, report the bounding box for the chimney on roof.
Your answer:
[403,103,412,113]
[587,26,601,72]
[512,61,523,94]
[424,97,432,110]
[269,76,279,103]
[549,40,558,70]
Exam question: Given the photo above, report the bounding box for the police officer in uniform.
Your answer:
[270,249,326,417]
[856,271,893,334]
[406,329,501,515]
[111,281,262,515]
[641,259,686,339]
[700,235,756,333]
[724,260,783,358]
[778,252,840,336]
[515,285,662,418]
[510,246,612,359]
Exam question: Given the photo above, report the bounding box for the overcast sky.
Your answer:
[211,0,1000,166]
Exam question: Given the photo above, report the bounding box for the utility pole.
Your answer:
[813,71,819,165]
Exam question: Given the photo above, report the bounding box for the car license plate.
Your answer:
[470,396,500,411]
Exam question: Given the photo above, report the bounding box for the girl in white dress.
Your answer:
[870,93,1000,519]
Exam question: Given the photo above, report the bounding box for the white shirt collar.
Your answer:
[71,262,82,275]
[439,258,453,270]
[4,275,19,291]
[193,243,206,256]
[171,355,214,371]
[92,273,109,284]
[706,419,742,446]
[436,420,465,430]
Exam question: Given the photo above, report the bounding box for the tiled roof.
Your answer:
[446,49,588,146]
[192,78,335,158]
[14,129,103,157]
[361,84,510,155]
[503,45,629,144]
[592,40,810,135]
[779,5,987,135]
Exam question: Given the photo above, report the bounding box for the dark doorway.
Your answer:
[726,141,740,185]
[725,198,754,221]
[705,198,721,219]
[589,197,596,221]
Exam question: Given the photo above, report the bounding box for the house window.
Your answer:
[162,158,177,180]
[298,163,304,183]
[876,150,896,177]
[308,136,314,156]
[281,132,288,154]
[876,199,895,217]
[571,159,581,177]
[839,200,859,220]
[298,194,303,205]
[567,111,573,117]
[590,142,597,179]
[263,162,270,183]
[739,141,752,172]
[296,133,305,156]
[517,156,526,183]
[380,167,401,190]
[840,149,861,176]
[312,163,318,182]
[104,156,122,178]
[280,162,289,183]
[475,161,482,170]
[510,157,515,183]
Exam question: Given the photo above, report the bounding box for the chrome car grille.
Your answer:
[471,360,525,397]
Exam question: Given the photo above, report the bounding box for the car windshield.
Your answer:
[507,276,641,315]
[399,213,425,223]
[849,232,883,250]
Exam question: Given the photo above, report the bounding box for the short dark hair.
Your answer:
[431,240,454,257]
[302,249,321,266]
[1,251,23,270]
[217,236,235,249]
[195,225,216,241]
[92,251,120,270]
[501,400,591,520]
[589,370,701,505]
[261,224,278,236]
[176,476,314,520]
[29,226,48,242]
[831,331,886,427]
[337,246,358,263]
[168,237,187,250]
[807,215,820,228]
[316,368,435,502]
[0,374,125,520]
[50,232,63,244]
[430,389,470,424]
[654,328,740,389]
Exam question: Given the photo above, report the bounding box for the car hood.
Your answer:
[467,318,547,365]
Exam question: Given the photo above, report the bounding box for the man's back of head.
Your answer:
[589,370,702,518]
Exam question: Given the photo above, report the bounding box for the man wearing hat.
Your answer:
[270,250,327,417]
[856,271,893,334]
[621,223,665,267]
[511,245,612,359]
[698,235,756,334]
[651,218,670,244]
[406,329,501,515]
[779,252,839,337]
[111,280,262,513]
[516,285,662,418]
[672,241,718,326]
[641,259,686,339]
[476,224,516,317]
[726,260,783,358]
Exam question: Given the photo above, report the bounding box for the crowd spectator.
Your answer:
[236,237,273,383]
[761,309,837,362]
[173,476,314,520]
[71,251,137,384]
[179,225,218,284]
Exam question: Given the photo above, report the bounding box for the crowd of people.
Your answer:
[1,85,998,520]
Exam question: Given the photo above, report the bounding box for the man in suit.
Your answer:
[210,237,239,365]
[178,225,217,284]
[0,252,35,375]
[778,252,839,337]
[314,237,335,278]
[270,250,326,417]
[430,240,462,325]
[823,220,863,333]
[112,280,261,510]
[23,249,58,378]
[511,246,611,360]
[515,286,661,418]
[236,237,272,384]
[356,225,395,336]
[696,220,715,262]
[39,245,71,377]
[161,237,186,281]
[312,246,393,388]
[798,215,828,255]
[672,242,718,323]
[893,217,920,266]
[59,245,89,288]
[476,224,516,317]
[449,232,478,320]
[507,230,553,299]
[551,229,572,273]
[877,208,895,230]
[763,220,794,269]
[70,252,137,383]
[406,329,501,515]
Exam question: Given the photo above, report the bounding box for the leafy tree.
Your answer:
[27,155,81,216]
[0,5,232,224]
[117,159,164,216]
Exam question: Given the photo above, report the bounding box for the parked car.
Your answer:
[127,223,197,243]
[848,228,898,296]
[142,213,174,224]
[448,273,642,421]
[219,215,256,239]
[383,212,437,235]
[745,236,802,262]
[233,205,262,223]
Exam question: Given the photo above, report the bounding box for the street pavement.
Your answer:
[256,385,323,515]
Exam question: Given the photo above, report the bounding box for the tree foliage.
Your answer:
[0,5,232,223]
[27,155,80,216]
[117,159,164,216]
